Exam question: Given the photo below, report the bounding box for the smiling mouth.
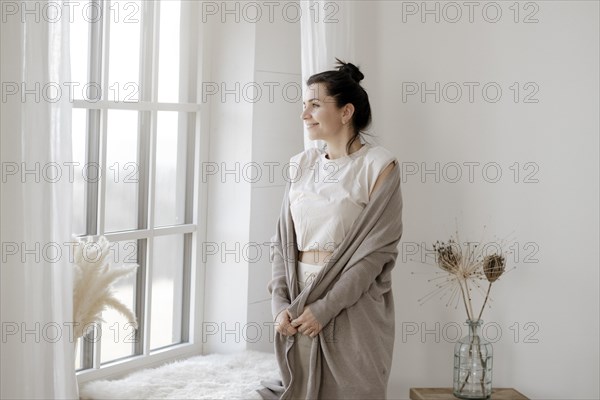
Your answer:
[306,123,319,129]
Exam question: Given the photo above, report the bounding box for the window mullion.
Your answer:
[180,0,199,344]
[180,0,197,227]
[92,0,113,370]
[85,1,103,237]
[97,0,111,241]
[135,0,159,356]
[81,0,107,371]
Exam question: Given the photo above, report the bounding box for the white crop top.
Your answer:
[288,141,398,252]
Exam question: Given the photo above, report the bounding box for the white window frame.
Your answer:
[74,0,208,383]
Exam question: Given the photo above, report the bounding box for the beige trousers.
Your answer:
[289,261,323,400]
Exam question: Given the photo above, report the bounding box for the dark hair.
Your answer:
[306,58,372,155]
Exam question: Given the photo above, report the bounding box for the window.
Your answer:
[70,0,203,378]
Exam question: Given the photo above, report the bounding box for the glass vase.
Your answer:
[453,319,493,399]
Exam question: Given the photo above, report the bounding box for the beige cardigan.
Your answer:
[257,160,403,400]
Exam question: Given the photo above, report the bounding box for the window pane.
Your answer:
[158,0,181,103]
[72,108,87,236]
[108,0,141,102]
[100,240,139,364]
[104,110,139,233]
[154,111,187,227]
[150,235,184,350]
[69,0,90,99]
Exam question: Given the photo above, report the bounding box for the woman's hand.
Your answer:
[291,306,323,338]
[275,309,298,336]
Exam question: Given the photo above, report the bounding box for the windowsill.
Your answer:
[76,342,202,385]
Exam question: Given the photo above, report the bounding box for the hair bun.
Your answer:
[335,57,364,83]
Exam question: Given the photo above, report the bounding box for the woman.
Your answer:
[258,59,403,400]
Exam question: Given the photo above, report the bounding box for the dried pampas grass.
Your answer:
[73,236,138,339]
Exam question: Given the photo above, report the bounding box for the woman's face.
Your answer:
[301,83,347,141]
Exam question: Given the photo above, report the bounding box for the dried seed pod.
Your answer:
[434,240,461,274]
[483,254,505,282]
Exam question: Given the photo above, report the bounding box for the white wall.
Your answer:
[247,13,303,352]
[353,1,598,399]
[200,2,303,353]
[200,12,256,353]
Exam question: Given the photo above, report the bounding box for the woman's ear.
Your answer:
[342,103,355,124]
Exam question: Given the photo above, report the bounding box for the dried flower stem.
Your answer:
[476,282,493,322]
[457,279,473,321]
[463,277,475,321]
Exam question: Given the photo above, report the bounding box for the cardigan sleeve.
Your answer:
[267,230,291,321]
[266,176,295,322]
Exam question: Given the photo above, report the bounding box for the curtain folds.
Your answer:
[299,0,356,150]
[0,1,77,398]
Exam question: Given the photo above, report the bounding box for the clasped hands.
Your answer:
[275,307,323,338]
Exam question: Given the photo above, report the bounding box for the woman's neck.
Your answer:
[325,137,363,160]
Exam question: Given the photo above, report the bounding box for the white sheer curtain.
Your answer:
[300,0,356,150]
[0,1,78,398]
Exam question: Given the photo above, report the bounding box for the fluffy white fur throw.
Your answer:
[79,350,279,399]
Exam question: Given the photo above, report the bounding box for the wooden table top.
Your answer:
[409,387,530,400]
